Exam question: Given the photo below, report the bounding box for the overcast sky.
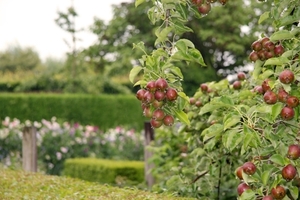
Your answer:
[0,0,132,61]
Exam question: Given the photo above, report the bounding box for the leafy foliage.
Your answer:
[132,0,300,199]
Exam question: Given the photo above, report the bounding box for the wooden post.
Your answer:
[144,121,155,188]
[22,126,37,172]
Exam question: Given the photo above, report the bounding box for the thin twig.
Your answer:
[191,170,209,184]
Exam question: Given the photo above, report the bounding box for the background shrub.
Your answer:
[63,158,145,187]
[0,93,145,130]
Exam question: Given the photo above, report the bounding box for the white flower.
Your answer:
[60,147,68,153]
[56,152,62,160]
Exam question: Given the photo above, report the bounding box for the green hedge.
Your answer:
[0,93,146,130]
[63,158,145,185]
[0,168,195,200]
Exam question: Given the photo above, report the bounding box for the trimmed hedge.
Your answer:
[63,158,145,185]
[0,93,146,130]
[0,168,196,200]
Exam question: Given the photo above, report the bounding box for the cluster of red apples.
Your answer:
[249,37,285,62]
[136,78,178,128]
[191,0,227,15]
[253,69,299,120]
[236,144,300,199]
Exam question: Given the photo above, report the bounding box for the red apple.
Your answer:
[282,164,297,181]
[166,88,178,101]
[263,90,277,104]
[280,106,295,120]
[237,183,250,196]
[271,185,286,200]
[277,88,289,103]
[155,78,168,91]
[279,69,294,84]
[286,96,299,108]
[163,115,174,126]
[242,162,256,175]
[287,144,300,160]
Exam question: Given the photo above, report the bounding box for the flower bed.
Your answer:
[0,117,145,175]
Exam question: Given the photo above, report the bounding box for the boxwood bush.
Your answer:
[0,93,146,130]
[63,158,145,187]
[0,168,195,200]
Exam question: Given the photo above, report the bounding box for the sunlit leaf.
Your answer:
[264,57,290,66]
[135,0,145,7]
[129,66,143,83]
[258,11,270,24]
[270,30,293,41]
[271,102,284,120]
[174,110,190,126]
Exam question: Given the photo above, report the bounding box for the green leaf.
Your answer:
[173,22,193,34]
[176,39,195,48]
[199,103,216,115]
[271,102,284,120]
[147,7,157,25]
[133,79,147,87]
[188,48,206,66]
[224,129,243,151]
[219,96,234,105]
[175,40,188,53]
[190,148,205,158]
[242,132,253,150]
[155,26,173,45]
[259,69,274,79]
[129,66,143,83]
[269,154,285,166]
[174,110,190,126]
[240,189,256,200]
[171,51,191,62]
[261,170,271,186]
[258,11,270,24]
[169,67,183,79]
[202,124,223,142]
[251,60,263,80]
[135,0,145,7]
[264,57,290,66]
[223,113,241,130]
[175,3,188,21]
[133,42,146,51]
[290,186,299,200]
[270,30,293,41]
[178,92,189,102]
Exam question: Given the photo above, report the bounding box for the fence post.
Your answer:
[22,126,37,172]
[144,121,155,188]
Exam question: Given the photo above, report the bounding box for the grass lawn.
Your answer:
[0,169,195,200]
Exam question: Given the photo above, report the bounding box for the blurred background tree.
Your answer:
[0,0,272,95]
